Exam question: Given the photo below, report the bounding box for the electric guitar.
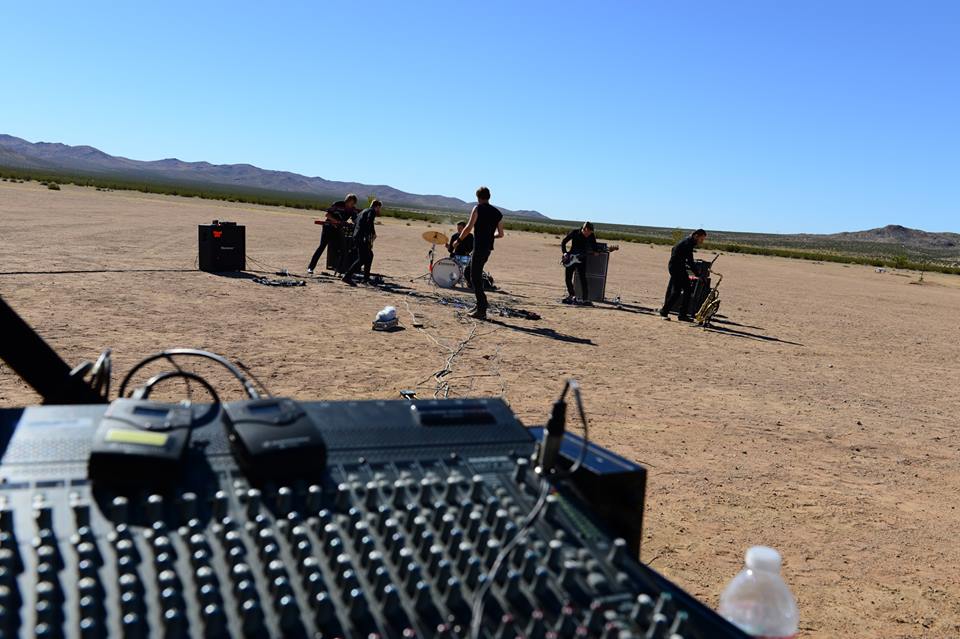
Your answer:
[560,244,619,267]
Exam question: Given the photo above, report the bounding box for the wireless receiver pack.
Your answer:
[88,398,194,483]
[222,397,326,478]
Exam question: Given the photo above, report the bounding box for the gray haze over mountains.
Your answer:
[0,134,547,219]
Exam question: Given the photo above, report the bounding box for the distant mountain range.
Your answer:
[0,134,547,219]
[819,224,959,249]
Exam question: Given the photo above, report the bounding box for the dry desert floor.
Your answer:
[1,182,959,637]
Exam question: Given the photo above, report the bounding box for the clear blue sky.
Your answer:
[2,1,957,233]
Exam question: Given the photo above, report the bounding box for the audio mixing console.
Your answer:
[0,398,746,639]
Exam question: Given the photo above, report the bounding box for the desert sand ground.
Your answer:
[1,181,959,638]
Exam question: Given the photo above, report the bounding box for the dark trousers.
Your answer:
[662,268,693,316]
[308,226,333,271]
[471,249,491,311]
[343,242,373,282]
[565,261,587,298]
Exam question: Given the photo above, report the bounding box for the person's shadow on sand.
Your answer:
[481,317,595,345]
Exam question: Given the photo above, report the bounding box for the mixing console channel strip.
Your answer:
[0,398,747,638]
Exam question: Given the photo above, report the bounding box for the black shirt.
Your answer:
[561,229,599,256]
[353,207,377,244]
[472,203,503,253]
[669,236,698,272]
[449,231,474,256]
[327,201,359,224]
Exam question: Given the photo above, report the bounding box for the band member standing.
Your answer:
[560,222,598,305]
[447,221,474,283]
[341,200,381,286]
[660,228,707,321]
[307,193,360,274]
[453,186,504,320]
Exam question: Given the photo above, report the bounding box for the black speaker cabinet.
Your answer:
[669,275,711,313]
[198,221,246,272]
[573,251,609,302]
[325,225,357,274]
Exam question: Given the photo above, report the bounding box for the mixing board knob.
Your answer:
[245,489,261,519]
[79,616,100,639]
[647,613,669,638]
[476,526,492,549]
[444,476,460,502]
[365,481,380,510]
[276,486,293,513]
[372,565,390,592]
[391,479,408,508]
[514,457,530,485]
[178,492,197,520]
[382,583,402,618]
[391,549,411,578]
[455,542,472,571]
[493,509,511,538]
[121,612,143,638]
[336,483,351,510]
[444,527,462,554]
[240,599,263,636]
[556,604,577,635]
[469,475,485,501]
[404,564,423,595]
[631,593,654,624]
[544,494,559,520]
[412,581,432,613]
[212,491,229,520]
[464,557,482,588]
[484,539,502,569]
[111,496,129,522]
[146,494,164,520]
[608,537,627,564]
[527,609,547,639]
[466,511,482,540]
[162,607,185,638]
[418,478,436,506]
[546,539,565,570]
[203,603,226,635]
[504,569,524,603]
[532,566,550,596]
[418,531,435,559]
[34,504,53,530]
[313,591,335,626]
[307,484,323,512]
[348,587,369,621]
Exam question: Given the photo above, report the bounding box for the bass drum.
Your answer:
[430,258,463,288]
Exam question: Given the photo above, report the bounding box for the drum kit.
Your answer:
[419,230,474,289]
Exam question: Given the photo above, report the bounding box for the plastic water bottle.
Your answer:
[719,546,799,638]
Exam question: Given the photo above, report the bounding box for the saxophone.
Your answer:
[695,272,722,326]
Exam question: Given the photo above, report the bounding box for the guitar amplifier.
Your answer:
[198,221,245,272]
[573,252,609,302]
[325,224,357,274]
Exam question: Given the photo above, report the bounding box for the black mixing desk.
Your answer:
[0,398,746,639]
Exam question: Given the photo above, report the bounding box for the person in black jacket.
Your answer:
[660,229,707,321]
[453,186,504,320]
[561,222,599,304]
[307,193,360,274]
[341,200,381,286]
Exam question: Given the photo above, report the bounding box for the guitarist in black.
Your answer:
[560,222,617,305]
[306,193,360,274]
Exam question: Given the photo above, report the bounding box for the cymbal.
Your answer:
[422,231,449,245]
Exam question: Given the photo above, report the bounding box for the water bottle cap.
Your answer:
[745,546,782,573]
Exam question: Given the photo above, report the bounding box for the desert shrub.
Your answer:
[47,183,60,190]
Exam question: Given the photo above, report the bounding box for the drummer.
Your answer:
[446,221,474,283]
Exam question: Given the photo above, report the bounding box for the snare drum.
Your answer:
[430,257,463,288]
[454,254,471,269]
